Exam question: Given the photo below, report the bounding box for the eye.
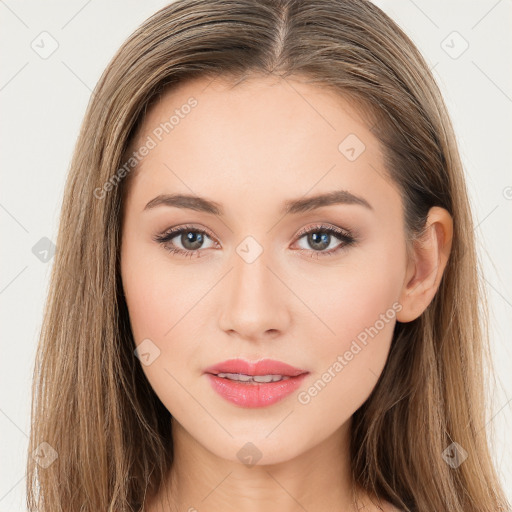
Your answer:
[293,223,356,258]
[154,223,356,259]
[153,224,217,258]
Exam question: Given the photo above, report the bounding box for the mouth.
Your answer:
[213,372,292,383]
[203,358,309,408]
[204,357,307,378]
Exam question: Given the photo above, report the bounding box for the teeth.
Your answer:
[216,372,290,383]
[219,372,253,382]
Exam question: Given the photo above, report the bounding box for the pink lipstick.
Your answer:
[203,358,309,408]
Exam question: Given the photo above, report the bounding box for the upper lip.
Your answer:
[204,358,308,377]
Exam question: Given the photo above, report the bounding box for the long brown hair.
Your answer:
[26,0,510,510]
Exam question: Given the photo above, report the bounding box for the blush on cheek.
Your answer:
[317,282,399,372]
[122,253,175,334]
[122,276,164,344]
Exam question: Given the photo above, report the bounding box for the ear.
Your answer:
[396,206,453,323]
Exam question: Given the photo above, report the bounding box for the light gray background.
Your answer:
[1,0,511,509]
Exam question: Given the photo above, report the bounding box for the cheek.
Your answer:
[120,242,205,412]
[121,239,199,343]
[121,266,169,343]
[293,241,405,390]
[303,249,402,335]
[293,267,402,433]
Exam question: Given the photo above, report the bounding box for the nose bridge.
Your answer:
[219,240,290,339]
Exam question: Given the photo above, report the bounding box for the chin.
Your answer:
[200,427,316,467]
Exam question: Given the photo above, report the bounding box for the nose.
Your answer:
[218,248,291,342]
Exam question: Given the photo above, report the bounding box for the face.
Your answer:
[120,75,408,465]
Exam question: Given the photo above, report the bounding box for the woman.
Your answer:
[26,0,510,511]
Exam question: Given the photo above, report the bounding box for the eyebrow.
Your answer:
[143,189,373,216]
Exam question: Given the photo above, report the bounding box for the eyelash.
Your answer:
[153,223,356,259]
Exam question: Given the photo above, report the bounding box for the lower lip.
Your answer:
[206,373,308,408]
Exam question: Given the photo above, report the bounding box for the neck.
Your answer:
[146,416,383,512]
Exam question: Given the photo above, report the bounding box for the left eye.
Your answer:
[154,223,355,258]
[293,224,355,257]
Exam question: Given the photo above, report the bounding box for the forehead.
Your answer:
[122,74,397,219]
[135,73,375,152]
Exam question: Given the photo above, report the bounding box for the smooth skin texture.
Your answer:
[120,75,453,512]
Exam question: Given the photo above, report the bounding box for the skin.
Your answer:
[120,74,453,512]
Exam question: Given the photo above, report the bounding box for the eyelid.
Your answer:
[294,223,353,239]
[156,222,353,242]
[155,223,217,242]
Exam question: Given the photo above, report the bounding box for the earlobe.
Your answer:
[396,207,453,323]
